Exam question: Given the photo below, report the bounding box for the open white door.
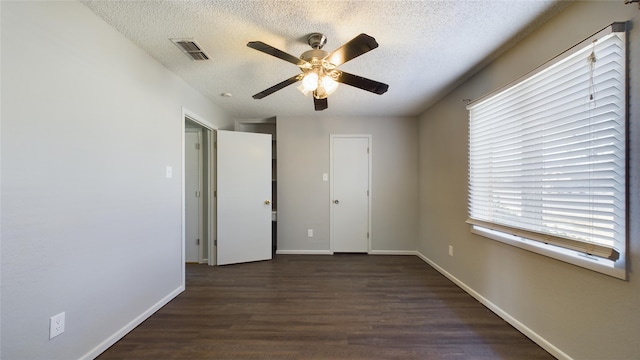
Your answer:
[216,130,272,265]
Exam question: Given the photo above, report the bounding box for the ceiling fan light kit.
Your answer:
[247,32,389,111]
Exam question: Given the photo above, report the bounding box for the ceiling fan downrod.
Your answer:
[307,33,327,50]
[300,33,330,67]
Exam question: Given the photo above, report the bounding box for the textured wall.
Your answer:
[0,2,231,359]
[417,2,640,359]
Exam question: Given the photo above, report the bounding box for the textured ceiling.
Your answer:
[82,0,565,119]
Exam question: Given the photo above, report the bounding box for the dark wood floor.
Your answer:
[97,255,553,359]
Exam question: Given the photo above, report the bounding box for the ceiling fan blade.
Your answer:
[313,96,328,111]
[247,41,308,66]
[324,33,379,66]
[252,74,303,99]
[336,71,389,95]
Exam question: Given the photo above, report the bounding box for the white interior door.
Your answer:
[185,130,202,263]
[331,135,371,253]
[216,130,272,265]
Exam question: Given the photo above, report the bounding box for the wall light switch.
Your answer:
[307,229,313,237]
[322,173,328,182]
[166,166,173,179]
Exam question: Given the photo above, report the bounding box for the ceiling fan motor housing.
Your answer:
[300,49,329,65]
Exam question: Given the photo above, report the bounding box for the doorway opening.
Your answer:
[183,111,217,272]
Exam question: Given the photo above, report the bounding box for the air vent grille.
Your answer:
[170,38,210,61]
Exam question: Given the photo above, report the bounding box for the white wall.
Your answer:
[277,116,418,253]
[417,2,639,359]
[0,2,232,359]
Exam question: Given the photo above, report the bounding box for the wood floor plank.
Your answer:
[97,255,553,359]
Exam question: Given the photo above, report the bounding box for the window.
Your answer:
[467,23,628,279]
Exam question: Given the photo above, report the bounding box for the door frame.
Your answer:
[185,127,204,263]
[329,134,372,254]
[181,108,218,286]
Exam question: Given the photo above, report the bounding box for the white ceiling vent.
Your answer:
[170,38,210,60]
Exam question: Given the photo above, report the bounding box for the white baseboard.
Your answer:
[276,249,333,255]
[369,250,418,256]
[79,285,185,360]
[276,249,418,256]
[415,252,570,360]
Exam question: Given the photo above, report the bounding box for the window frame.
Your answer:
[466,22,629,280]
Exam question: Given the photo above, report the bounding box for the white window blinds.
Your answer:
[467,23,627,261]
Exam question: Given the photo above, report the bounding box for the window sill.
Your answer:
[471,225,627,280]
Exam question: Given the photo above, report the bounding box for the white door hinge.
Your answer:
[195,190,201,198]
[195,143,200,150]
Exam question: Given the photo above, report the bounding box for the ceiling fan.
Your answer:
[247,33,389,111]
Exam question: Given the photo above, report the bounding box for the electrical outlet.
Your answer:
[50,312,65,339]
[449,245,454,257]
[307,229,313,237]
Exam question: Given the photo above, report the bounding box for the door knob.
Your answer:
[334,200,339,204]
[265,200,271,205]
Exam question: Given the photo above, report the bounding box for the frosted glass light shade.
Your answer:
[301,72,318,92]
[322,75,338,96]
